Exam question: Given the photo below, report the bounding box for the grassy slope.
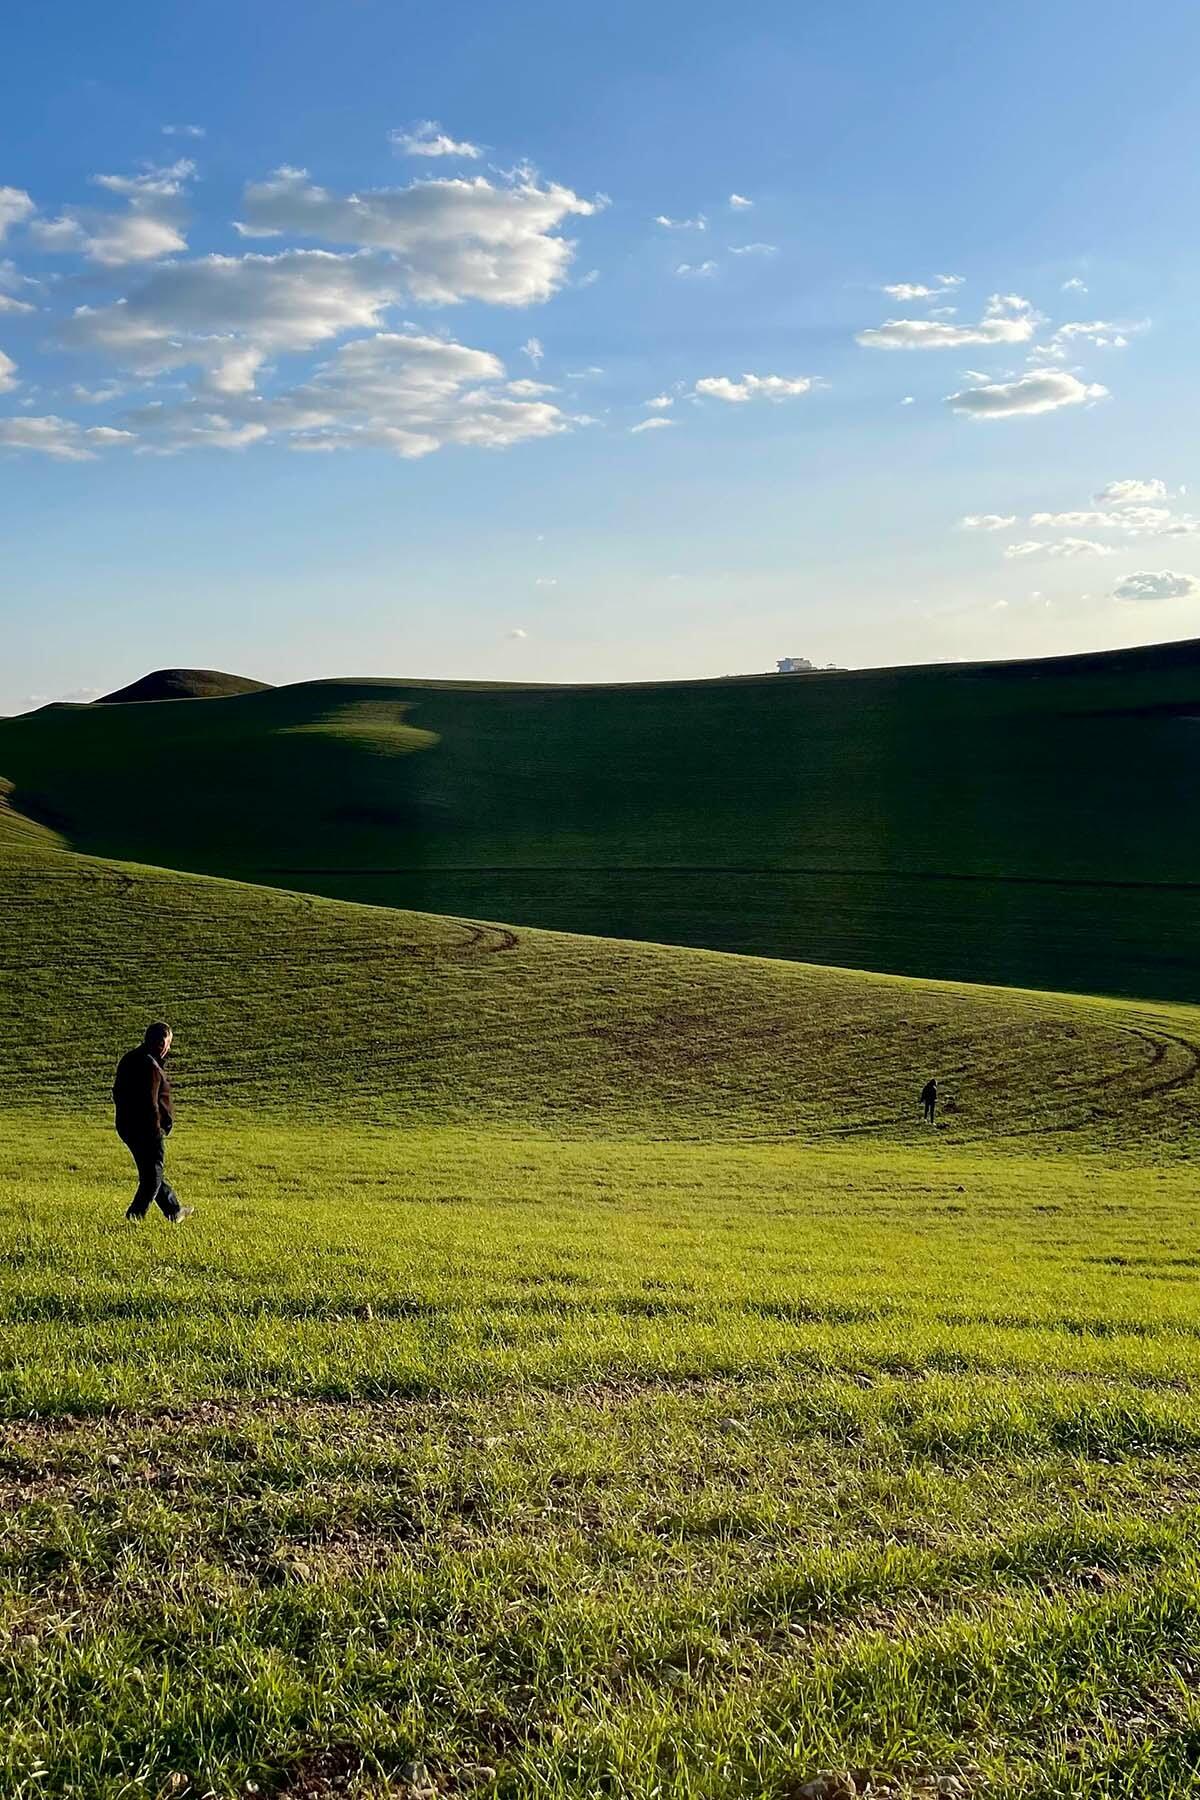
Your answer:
[6,806,1200,1791]
[4,805,1199,1154]
[2,637,1199,1000]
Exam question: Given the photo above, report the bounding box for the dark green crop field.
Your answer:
[2,636,1199,1000]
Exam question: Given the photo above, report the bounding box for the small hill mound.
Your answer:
[97,668,271,705]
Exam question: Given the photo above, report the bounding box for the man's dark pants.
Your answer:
[120,1133,181,1221]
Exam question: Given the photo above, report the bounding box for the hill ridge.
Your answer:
[97,668,271,705]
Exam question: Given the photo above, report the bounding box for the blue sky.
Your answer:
[3,0,1200,709]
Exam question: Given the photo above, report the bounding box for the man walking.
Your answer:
[920,1076,938,1125]
[112,1023,191,1223]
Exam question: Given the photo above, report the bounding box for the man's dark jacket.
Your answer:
[112,1048,173,1143]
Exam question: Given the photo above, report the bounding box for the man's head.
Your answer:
[144,1021,173,1059]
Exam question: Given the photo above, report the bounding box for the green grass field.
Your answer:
[3,637,1200,1001]
[4,778,1200,1796]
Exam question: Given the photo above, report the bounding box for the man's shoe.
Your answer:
[125,1210,144,1222]
[170,1207,194,1225]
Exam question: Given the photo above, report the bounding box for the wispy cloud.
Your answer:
[0,415,134,459]
[728,193,753,209]
[880,274,963,302]
[675,260,718,278]
[693,372,813,402]
[859,293,1036,351]
[1002,538,1115,559]
[1096,477,1169,506]
[389,121,481,159]
[630,416,673,433]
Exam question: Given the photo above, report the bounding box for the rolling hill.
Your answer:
[1,636,1198,1000]
[5,673,1200,1797]
[2,798,1198,1154]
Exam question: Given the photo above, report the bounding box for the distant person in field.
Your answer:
[921,1077,938,1125]
[112,1023,191,1224]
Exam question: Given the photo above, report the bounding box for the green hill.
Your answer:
[95,666,271,704]
[3,802,1197,1155]
[7,738,1200,1796]
[2,637,1199,1000]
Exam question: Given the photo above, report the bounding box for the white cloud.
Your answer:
[93,161,195,200]
[236,166,593,305]
[655,214,707,230]
[124,405,268,453]
[900,394,915,405]
[1061,276,1087,293]
[1113,569,1199,603]
[880,273,965,302]
[534,575,558,586]
[0,289,34,314]
[122,330,573,459]
[162,124,205,139]
[945,370,1108,418]
[522,335,544,366]
[389,121,481,160]
[0,349,17,392]
[859,293,1036,351]
[675,261,718,278]
[508,627,528,639]
[0,415,134,459]
[1116,507,1196,535]
[1003,537,1115,559]
[578,268,600,287]
[62,249,410,390]
[81,213,188,265]
[1028,510,1112,529]
[507,377,555,396]
[645,394,673,409]
[31,160,194,266]
[728,194,753,209]
[1096,477,1168,506]
[0,188,35,242]
[693,372,813,403]
[882,282,940,300]
[1023,506,1194,536]
[630,416,673,433]
[730,242,777,256]
[71,380,128,405]
[969,482,1200,542]
[1052,317,1145,351]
